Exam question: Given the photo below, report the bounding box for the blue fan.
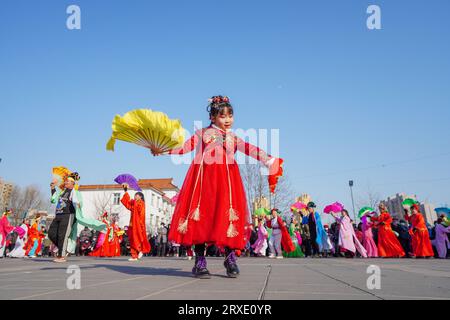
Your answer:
[435,207,450,217]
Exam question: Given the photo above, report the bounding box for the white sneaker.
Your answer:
[187,256,193,261]
[268,255,276,259]
[128,258,139,262]
[138,252,143,259]
[276,256,284,259]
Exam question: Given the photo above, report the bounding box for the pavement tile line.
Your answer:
[378,265,450,278]
[258,265,272,301]
[12,276,149,300]
[303,266,385,300]
[3,258,450,300]
[135,278,201,300]
[134,267,227,300]
[5,261,257,300]
[264,290,368,296]
[2,278,66,283]
[0,258,172,277]
[379,294,450,300]
[0,261,102,275]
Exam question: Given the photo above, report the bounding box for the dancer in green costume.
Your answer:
[283,218,304,258]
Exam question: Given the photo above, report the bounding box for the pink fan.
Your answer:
[291,202,307,213]
[324,202,344,214]
[114,174,142,191]
[13,226,26,239]
[95,232,106,249]
[171,193,179,204]
[295,231,303,246]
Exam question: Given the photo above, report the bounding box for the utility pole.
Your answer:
[349,180,357,223]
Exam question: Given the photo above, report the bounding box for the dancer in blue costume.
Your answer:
[304,202,333,257]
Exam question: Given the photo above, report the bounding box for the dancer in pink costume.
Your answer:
[332,210,367,258]
[252,217,268,256]
[361,215,378,257]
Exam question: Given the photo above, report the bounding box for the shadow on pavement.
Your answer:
[38,264,193,277]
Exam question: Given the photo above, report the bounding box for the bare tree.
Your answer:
[240,163,268,215]
[270,174,296,217]
[356,184,381,212]
[8,185,48,225]
[93,190,114,220]
[240,163,296,218]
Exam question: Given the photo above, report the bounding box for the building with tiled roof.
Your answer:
[78,178,179,235]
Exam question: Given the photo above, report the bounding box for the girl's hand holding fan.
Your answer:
[114,174,141,192]
[106,109,185,156]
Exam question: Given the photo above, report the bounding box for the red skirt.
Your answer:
[89,228,112,257]
[377,227,405,258]
[111,236,121,257]
[168,161,249,250]
[411,229,434,257]
[128,226,151,254]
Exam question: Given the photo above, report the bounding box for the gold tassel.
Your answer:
[229,207,239,222]
[191,207,201,221]
[177,218,189,234]
[227,222,239,238]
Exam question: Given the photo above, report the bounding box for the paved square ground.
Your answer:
[0,257,449,300]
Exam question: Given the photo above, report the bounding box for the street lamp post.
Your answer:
[349,180,357,223]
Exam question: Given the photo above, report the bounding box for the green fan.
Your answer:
[254,208,270,217]
[402,198,419,208]
[358,207,375,218]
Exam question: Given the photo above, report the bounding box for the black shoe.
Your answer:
[224,252,240,278]
[192,257,211,279]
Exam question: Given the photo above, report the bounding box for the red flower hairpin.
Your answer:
[208,96,230,104]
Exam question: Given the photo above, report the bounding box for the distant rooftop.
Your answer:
[79,178,179,194]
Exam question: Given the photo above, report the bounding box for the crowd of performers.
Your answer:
[2,200,449,262]
[1,96,450,280]
[0,212,47,258]
[248,202,450,260]
[0,213,130,260]
[0,176,159,262]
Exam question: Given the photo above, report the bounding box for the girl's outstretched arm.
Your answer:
[235,136,274,166]
[168,131,201,155]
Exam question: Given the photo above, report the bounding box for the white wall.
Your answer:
[162,190,177,199]
[79,188,176,236]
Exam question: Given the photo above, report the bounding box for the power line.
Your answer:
[374,177,450,187]
[298,152,450,180]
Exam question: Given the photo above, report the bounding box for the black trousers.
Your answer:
[303,239,312,257]
[48,214,74,258]
[194,244,233,257]
[194,244,205,256]
[158,242,167,257]
[399,238,411,256]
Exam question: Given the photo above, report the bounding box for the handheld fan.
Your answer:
[402,198,419,208]
[106,109,185,155]
[358,207,375,218]
[114,174,142,192]
[52,166,72,189]
[290,202,307,213]
[324,202,344,214]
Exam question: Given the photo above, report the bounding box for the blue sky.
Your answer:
[1,0,449,214]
